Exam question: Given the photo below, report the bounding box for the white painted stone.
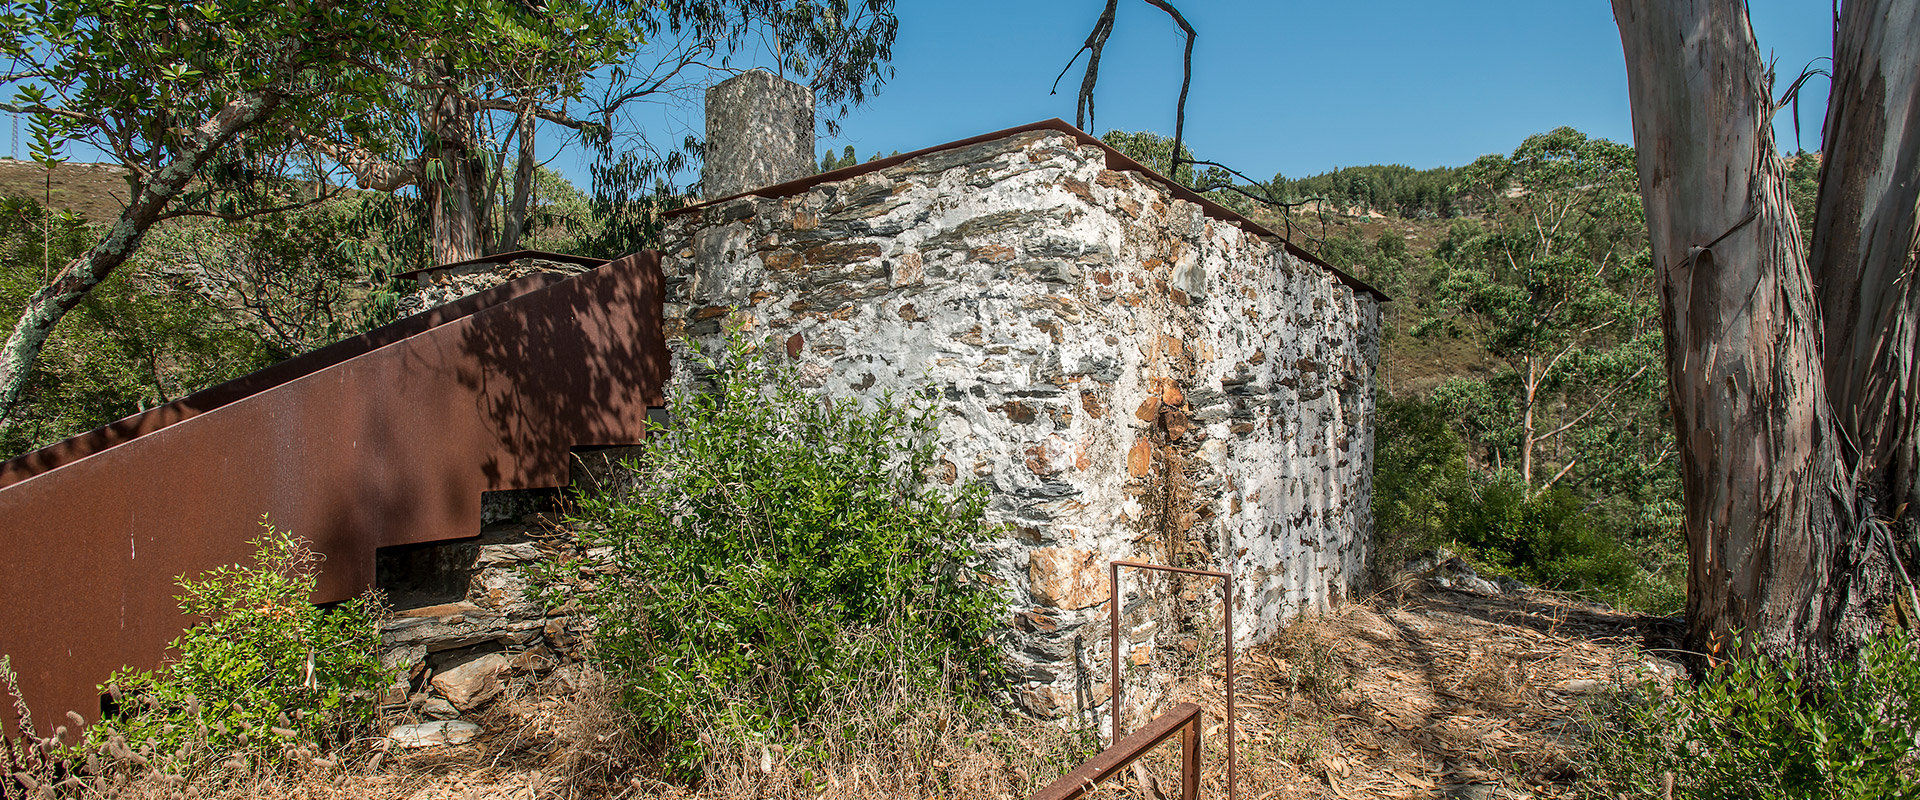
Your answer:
[388,720,481,748]
[661,129,1381,731]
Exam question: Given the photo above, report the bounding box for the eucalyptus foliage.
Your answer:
[0,0,650,427]
[1416,127,1667,497]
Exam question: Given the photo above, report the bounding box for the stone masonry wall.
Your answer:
[397,256,598,319]
[659,129,1381,732]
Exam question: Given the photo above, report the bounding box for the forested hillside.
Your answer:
[1104,127,1825,614]
[3,127,1825,617]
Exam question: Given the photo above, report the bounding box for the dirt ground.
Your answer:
[97,585,1679,800]
[0,159,130,223]
[1135,586,1686,800]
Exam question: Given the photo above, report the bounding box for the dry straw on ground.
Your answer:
[10,586,1678,800]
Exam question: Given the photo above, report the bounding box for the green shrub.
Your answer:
[98,520,389,759]
[1581,630,1920,799]
[572,333,1004,777]
[1371,394,1476,579]
[1372,395,1680,611]
[1445,474,1639,600]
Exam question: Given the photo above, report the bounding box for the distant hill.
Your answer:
[0,158,129,223]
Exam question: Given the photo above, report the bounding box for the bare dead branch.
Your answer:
[155,186,345,223]
[1052,0,1118,130]
[1139,0,1196,177]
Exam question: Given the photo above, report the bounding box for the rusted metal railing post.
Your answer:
[1029,702,1204,800]
[1109,559,1236,800]
[1179,707,1201,800]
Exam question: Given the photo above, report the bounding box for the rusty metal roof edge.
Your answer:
[0,267,593,490]
[666,118,1389,303]
[392,249,611,281]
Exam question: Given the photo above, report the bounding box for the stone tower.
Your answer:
[703,69,815,199]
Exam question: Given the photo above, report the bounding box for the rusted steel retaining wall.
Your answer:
[0,252,669,727]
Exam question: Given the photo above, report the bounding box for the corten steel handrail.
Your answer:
[0,252,669,731]
[1030,701,1203,800]
[0,270,569,490]
[1110,560,1236,800]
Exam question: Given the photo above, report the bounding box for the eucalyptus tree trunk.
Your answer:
[1613,0,1918,661]
[420,75,488,266]
[1811,0,1920,533]
[498,109,537,253]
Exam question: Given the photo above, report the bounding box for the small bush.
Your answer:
[97,520,389,759]
[573,333,1004,777]
[1372,395,1680,611]
[1371,395,1475,581]
[1446,475,1639,600]
[1580,630,1920,799]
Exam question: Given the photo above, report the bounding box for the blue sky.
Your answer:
[553,0,1835,187]
[10,2,1837,188]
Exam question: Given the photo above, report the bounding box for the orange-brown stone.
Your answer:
[1127,439,1153,477]
[1028,547,1109,610]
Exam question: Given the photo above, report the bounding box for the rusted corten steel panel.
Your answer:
[0,252,669,727]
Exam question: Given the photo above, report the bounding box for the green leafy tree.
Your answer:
[1784,150,1821,257]
[0,0,639,432]
[1417,127,1665,492]
[820,144,857,172]
[135,203,401,363]
[0,199,279,458]
[1101,129,1202,185]
[562,1,903,258]
[299,1,653,263]
[1268,163,1462,219]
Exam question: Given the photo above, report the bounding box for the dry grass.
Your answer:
[30,665,1091,800]
[0,159,130,224]
[12,587,1679,800]
[1112,588,1684,800]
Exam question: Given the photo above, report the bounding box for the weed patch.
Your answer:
[1580,629,1920,799]
[571,333,1006,777]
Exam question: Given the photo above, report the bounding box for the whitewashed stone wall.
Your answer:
[660,129,1381,730]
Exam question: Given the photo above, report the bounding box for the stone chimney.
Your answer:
[703,69,815,199]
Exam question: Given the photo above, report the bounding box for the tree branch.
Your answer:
[1139,0,1196,178]
[155,186,344,223]
[1052,0,1118,131]
[296,132,425,192]
[0,103,109,132]
[1540,457,1580,491]
[1534,363,1652,443]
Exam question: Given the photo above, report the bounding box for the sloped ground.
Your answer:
[81,585,1678,800]
[1129,586,1686,800]
[0,158,130,223]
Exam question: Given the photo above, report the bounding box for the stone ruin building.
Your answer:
[0,68,1380,737]
[659,70,1385,725]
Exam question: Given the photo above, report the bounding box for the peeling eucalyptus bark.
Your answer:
[1614,0,1917,661]
[498,109,538,253]
[421,84,487,266]
[0,92,282,429]
[1812,0,1920,527]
